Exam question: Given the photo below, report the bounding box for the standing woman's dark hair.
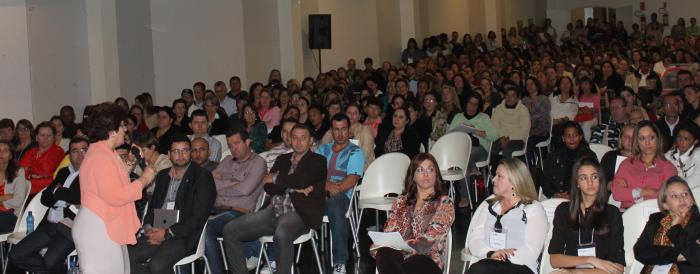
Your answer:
[568,157,611,236]
[85,103,129,142]
[404,153,445,205]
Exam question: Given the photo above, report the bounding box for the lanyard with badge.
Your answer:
[576,216,596,269]
[487,202,525,250]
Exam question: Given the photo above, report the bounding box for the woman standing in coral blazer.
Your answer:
[72,103,156,274]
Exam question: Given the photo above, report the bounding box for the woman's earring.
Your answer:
[111,132,117,137]
[511,186,516,197]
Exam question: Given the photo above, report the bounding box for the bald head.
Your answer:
[191,137,210,165]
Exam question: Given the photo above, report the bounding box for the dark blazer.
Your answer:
[655,117,675,152]
[539,145,596,197]
[144,163,216,251]
[374,126,421,160]
[209,118,229,136]
[40,167,81,220]
[634,208,700,274]
[151,126,183,155]
[264,151,327,229]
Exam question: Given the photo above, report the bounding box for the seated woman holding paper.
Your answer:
[548,157,625,274]
[467,158,547,274]
[449,93,499,208]
[633,176,700,274]
[371,153,455,274]
[611,121,676,209]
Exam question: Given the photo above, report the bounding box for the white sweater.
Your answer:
[467,198,548,273]
[665,146,700,189]
[491,101,531,141]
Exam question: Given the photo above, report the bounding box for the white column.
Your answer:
[0,0,34,121]
[277,0,297,82]
[84,0,121,104]
[400,0,417,46]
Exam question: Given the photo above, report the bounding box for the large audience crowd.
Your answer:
[4,14,700,274]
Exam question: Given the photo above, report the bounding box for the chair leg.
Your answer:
[2,244,13,274]
[218,239,228,271]
[329,225,334,266]
[311,237,324,274]
[204,256,211,274]
[320,223,326,253]
[462,261,468,274]
[255,242,267,274]
[295,242,303,263]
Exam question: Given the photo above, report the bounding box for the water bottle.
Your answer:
[68,257,80,274]
[26,211,34,234]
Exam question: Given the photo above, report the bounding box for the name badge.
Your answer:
[407,58,414,64]
[166,202,175,210]
[576,247,596,269]
[651,264,672,274]
[489,229,507,249]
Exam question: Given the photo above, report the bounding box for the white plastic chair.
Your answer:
[173,223,211,274]
[474,142,493,196]
[0,180,31,272]
[589,144,612,162]
[3,190,49,274]
[430,132,472,203]
[539,198,568,274]
[535,118,554,170]
[622,199,659,274]
[213,134,230,159]
[255,229,323,274]
[357,153,410,232]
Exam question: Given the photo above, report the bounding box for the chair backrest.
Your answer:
[3,180,32,236]
[589,144,612,162]
[349,139,359,146]
[693,187,700,201]
[539,198,568,274]
[213,134,229,156]
[17,190,49,234]
[483,141,493,163]
[359,153,410,200]
[443,229,452,274]
[430,132,472,172]
[622,199,659,271]
[194,223,207,257]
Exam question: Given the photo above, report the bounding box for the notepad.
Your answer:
[368,231,416,253]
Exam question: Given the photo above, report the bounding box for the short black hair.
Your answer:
[190,109,208,121]
[170,133,191,149]
[193,81,206,90]
[225,125,251,141]
[84,102,128,142]
[158,106,175,119]
[280,118,298,128]
[214,81,226,88]
[330,113,351,125]
[69,137,89,148]
[291,123,313,135]
[0,119,14,130]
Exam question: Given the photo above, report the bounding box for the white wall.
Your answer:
[242,0,281,86]
[0,1,34,122]
[547,0,700,33]
[26,0,91,122]
[116,0,155,103]
[376,0,403,65]
[150,0,246,105]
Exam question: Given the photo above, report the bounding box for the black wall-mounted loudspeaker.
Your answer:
[309,14,331,49]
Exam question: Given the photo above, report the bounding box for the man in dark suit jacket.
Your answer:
[655,94,683,151]
[129,134,216,274]
[10,138,88,274]
[222,124,327,274]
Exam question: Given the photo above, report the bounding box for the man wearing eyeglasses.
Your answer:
[315,113,365,274]
[10,137,88,274]
[129,133,216,274]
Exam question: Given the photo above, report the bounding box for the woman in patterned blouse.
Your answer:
[371,153,455,274]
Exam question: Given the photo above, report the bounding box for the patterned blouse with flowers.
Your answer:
[380,194,455,269]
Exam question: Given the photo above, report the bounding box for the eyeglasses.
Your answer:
[416,167,435,174]
[668,191,691,200]
[170,148,191,155]
[577,174,600,183]
[70,148,88,154]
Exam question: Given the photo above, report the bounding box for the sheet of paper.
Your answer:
[578,102,594,108]
[449,124,478,134]
[368,231,416,253]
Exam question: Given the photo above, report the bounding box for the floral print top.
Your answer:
[382,194,455,269]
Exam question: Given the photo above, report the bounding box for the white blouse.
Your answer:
[467,198,548,273]
[549,95,578,120]
[665,146,700,189]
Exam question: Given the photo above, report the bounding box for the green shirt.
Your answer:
[448,112,499,148]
